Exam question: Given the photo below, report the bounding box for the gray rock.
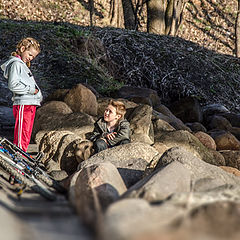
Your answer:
[101,186,240,240]
[49,170,68,181]
[101,198,184,240]
[154,130,219,166]
[122,160,191,202]
[155,147,240,191]
[169,96,203,123]
[113,86,161,109]
[128,104,154,144]
[78,142,160,188]
[55,133,84,175]
[208,115,232,130]
[220,150,240,170]
[64,83,98,116]
[203,104,230,119]
[154,104,191,130]
[185,122,207,132]
[33,112,95,140]
[38,130,74,163]
[75,162,127,226]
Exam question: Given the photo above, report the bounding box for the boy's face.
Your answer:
[104,104,121,123]
[20,46,39,63]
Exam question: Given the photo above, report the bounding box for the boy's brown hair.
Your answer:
[109,99,126,120]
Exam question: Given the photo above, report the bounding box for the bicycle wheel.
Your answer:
[30,175,56,201]
[0,155,56,201]
[35,169,67,194]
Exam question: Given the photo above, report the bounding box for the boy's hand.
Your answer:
[34,88,39,94]
[106,132,117,140]
[100,138,109,145]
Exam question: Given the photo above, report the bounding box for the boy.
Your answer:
[90,99,131,153]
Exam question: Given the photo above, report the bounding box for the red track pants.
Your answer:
[13,105,36,152]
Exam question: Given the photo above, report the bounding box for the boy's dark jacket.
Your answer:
[89,117,131,146]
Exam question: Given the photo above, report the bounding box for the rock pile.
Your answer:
[33,83,240,240]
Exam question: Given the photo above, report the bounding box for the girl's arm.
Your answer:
[8,62,35,95]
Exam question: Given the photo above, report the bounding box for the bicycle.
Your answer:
[0,136,66,201]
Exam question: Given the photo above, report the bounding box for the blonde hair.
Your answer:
[12,37,40,67]
[109,99,126,120]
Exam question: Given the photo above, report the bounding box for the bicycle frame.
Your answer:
[0,137,66,200]
[0,137,41,164]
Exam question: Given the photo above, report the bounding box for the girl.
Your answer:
[90,99,131,153]
[1,37,42,152]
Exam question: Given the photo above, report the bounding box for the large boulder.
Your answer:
[193,131,216,150]
[32,101,73,138]
[185,122,207,133]
[101,198,184,240]
[210,130,240,151]
[207,115,232,131]
[219,112,240,128]
[220,150,240,170]
[113,85,161,109]
[153,105,191,131]
[64,83,98,116]
[152,118,175,138]
[74,162,127,226]
[155,147,240,191]
[154,130,220,166]
[128,104,154,145]
[38,130,73,163]
[78,142,160,188]
[101,193,240,240]
[36,100,73,115]
[38,130,84,174]
[123,147,239,202]
[202,104,230,121]
[122,160,191,202]
[33,112,95,138]
[169,96,203,123]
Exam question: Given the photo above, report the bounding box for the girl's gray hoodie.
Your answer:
[1,56,42,106]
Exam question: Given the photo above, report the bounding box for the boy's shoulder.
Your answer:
[119,118,130,127]
[96,116,104,122]
[95,117,105,126]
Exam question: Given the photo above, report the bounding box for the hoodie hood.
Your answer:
[1,56,24,79]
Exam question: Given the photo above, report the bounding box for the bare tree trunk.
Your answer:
[165,0,174,35]
[235,0,240,57]
[147,0,166,34]
[147,0,186,36]
[122,0,136,29]
[89,0,94,27]
[169,0,186,35]
[109,0,124,28]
